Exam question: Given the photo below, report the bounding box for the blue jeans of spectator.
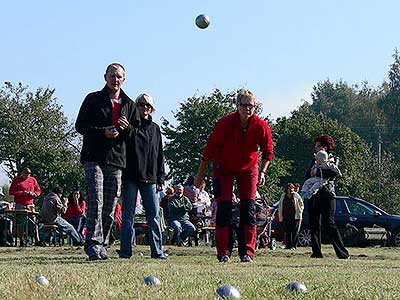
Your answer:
[65,215,85,235]
[169,220,195,245]
[55,216,84,245]
[120,180,164,258]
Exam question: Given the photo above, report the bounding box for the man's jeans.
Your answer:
[169,220,195,245]
[119,180,164,258]
[55,217,84,245]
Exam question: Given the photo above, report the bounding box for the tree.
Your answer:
[378,49,400,159]
[0,82,84,196]
[161,89,290,201]
[309,79,384,148]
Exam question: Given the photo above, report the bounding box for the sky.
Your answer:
[1,0,400,185]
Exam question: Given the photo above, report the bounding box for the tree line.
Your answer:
[1,50,399,212]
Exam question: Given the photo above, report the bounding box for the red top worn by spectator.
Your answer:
[114,202,122,230]
[202,112,273,173]
[64,200,86,219]
[9,168,41,205]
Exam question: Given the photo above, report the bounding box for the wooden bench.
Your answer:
[39,224,64,246]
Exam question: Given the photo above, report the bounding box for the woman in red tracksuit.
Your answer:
[195,89,274,263]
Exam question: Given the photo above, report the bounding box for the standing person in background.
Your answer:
[75,63,140,260]
[64,190,86,235]
[183,175,199,216]
[278,183,304,250]
[306,134,350,259]
[9,168,41,211]
[196,180,211,216]
[118,93,167,260]
[160,186,174,223]
[195,89,274,263]
[9,167,42,246]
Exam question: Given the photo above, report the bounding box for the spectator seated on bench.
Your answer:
[40,187,84,246]
[168,185,195,246]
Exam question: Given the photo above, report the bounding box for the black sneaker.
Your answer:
[310,253,324,258]
[240,255,253,263]
[99,247,108,260]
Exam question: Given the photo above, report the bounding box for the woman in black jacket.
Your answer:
[306,134,350,259]
[119,93,166,259]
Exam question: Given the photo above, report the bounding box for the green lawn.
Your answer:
[0,244,399,300]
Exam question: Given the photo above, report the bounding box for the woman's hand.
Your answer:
[257,172,266,187]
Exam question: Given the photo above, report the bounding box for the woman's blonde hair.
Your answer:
[236,88,257,105]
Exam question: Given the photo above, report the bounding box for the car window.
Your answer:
[335,198,348,214]
[346,200,375,215]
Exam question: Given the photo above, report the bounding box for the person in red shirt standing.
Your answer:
[9,167,42,246]
[195,89,274,263]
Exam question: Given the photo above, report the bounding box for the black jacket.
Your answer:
[75,86,140,168]
[123,116,165,184]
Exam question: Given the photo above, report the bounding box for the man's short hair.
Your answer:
[236,88,257,105]
[105,63,125,74]
[52,186,64,196]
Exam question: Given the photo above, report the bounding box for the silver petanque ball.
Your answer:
[35,275,49,287]
[286,281,307,293]
[216,284,241,300]
[143,275,161,286]
[195,14,210,29]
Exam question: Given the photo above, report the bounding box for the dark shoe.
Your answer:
[116,249,131,259]
[219,255,230,263]
[310,253,324,258]
[35,241,46,247]
[152,255,168,260]
[85,245,102,261]
[88,254,102,261]
[99,247,108,260]
[240,255,253,263]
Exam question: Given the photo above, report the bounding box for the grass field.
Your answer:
[0,244,399,300]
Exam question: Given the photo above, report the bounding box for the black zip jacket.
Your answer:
[123,116,165,184]
[75,86,140,168]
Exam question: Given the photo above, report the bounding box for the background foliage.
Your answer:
[0,82,84,198]
[1,50,400,213]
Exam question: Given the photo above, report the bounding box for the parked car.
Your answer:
[269,196,400,247]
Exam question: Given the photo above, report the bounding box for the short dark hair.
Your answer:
[105,63,125,74]
[52,186,63,195]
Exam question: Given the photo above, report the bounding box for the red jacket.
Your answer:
[63,200,86,219]
[9,176,41,205]
[202,112,273,173]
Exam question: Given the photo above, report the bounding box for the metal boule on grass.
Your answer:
[143,275,161,286]
[215,284,241,300]
[35,275,49,287]
[286,281,307,293]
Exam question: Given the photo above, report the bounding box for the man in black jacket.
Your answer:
[75,63,140,260]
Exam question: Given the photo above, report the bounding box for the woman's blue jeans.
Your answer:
[119,180,164,258]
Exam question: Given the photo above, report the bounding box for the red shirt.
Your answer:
[202,112,274,173]
[111,97,122,127]
[9,176,41,205]
[114,203,122,230]
[63,200,86,219]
